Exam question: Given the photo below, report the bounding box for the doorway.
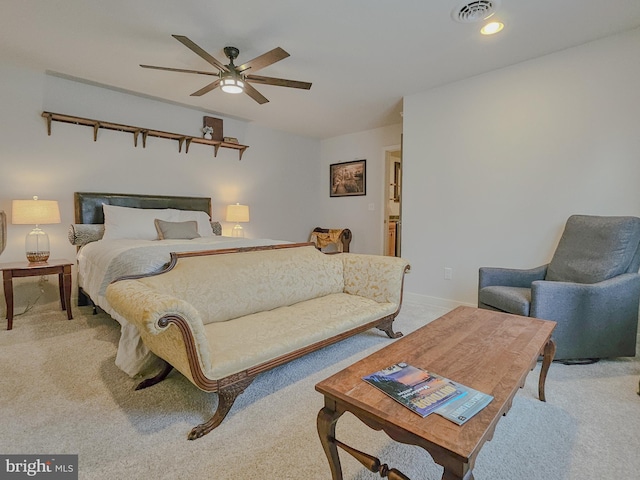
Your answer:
[383,147,402,257]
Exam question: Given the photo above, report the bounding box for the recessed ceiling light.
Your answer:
[481,21,504,35]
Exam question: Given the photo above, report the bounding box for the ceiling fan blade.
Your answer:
[172,35,229,72]
[140,64,219,77]
[246,74,312,90]
[190,79,221,97]
[243,82,269,104]
[236,47,289,73]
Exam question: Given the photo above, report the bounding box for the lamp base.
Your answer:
[232,224,244,238]
[25,227,51,263]
[26,251,50,263]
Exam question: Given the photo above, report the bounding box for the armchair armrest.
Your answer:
[479,265,548,289]
[530,273,640,359]
[531,273,640,320]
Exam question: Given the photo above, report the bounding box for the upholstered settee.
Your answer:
[105,243,410,439]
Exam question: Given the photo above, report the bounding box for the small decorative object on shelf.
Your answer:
[203,116,223,141]
[202,126,214,140]
[224,137,239,144]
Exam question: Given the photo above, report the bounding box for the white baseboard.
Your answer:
[404,292,475,310]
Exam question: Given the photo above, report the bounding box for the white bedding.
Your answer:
[78,236,288,376]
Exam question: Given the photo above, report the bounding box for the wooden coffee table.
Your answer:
[316,306,556,480]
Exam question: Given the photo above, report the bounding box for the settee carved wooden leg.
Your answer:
[376,317,403,339]
[135,361,174,390]
[188,376,255,440]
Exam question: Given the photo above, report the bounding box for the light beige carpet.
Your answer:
[1,299,639,479]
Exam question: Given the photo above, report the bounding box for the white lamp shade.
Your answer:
[12,197,61,225]
[226,204,250,223]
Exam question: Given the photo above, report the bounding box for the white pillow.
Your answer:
[102,204,177,240]
[174,209,214,237]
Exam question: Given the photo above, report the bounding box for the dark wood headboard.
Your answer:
[74,192,212,224]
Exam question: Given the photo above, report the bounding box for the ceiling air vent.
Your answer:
[452,0,500,23]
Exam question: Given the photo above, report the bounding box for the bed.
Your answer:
[72,192,287,377]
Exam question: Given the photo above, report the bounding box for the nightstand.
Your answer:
[1,259,73,330]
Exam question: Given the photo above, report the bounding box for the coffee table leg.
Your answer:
[538,339,556,402]
[317,403,345,480]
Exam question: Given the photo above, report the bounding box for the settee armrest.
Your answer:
[342,254,410,306]
[106,280,213,378]
[479,265,548,289]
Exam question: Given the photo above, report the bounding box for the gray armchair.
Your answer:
[478,215,640,362]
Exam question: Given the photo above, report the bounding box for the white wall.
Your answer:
[0,65,321,308]
[402,27,640,306]
[3,27,639,313]
[319,124,402,254]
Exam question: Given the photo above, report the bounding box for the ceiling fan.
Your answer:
[140,35,312,105]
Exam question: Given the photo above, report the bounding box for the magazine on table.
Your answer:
[362,362,493,425]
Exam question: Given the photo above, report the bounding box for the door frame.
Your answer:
[382,143,402,256]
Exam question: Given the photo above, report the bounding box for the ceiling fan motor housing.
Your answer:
[224,46,240,62]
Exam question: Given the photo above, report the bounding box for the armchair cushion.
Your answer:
[546,215,640,284]
[478,286,531,316]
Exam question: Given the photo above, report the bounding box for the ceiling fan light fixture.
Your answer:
[220,77,245,94]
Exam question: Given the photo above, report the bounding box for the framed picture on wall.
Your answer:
[330,159,366,197]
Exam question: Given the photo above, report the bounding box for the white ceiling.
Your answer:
[2,0,640,139]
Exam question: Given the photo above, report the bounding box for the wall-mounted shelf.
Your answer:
[41,112,249,160]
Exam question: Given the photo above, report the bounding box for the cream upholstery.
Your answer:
[106,245,410,385]
[203,293,396,379]
[133,246,344,324]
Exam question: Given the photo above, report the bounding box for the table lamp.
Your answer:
[12,196,61,263]
[226,203,250,237]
